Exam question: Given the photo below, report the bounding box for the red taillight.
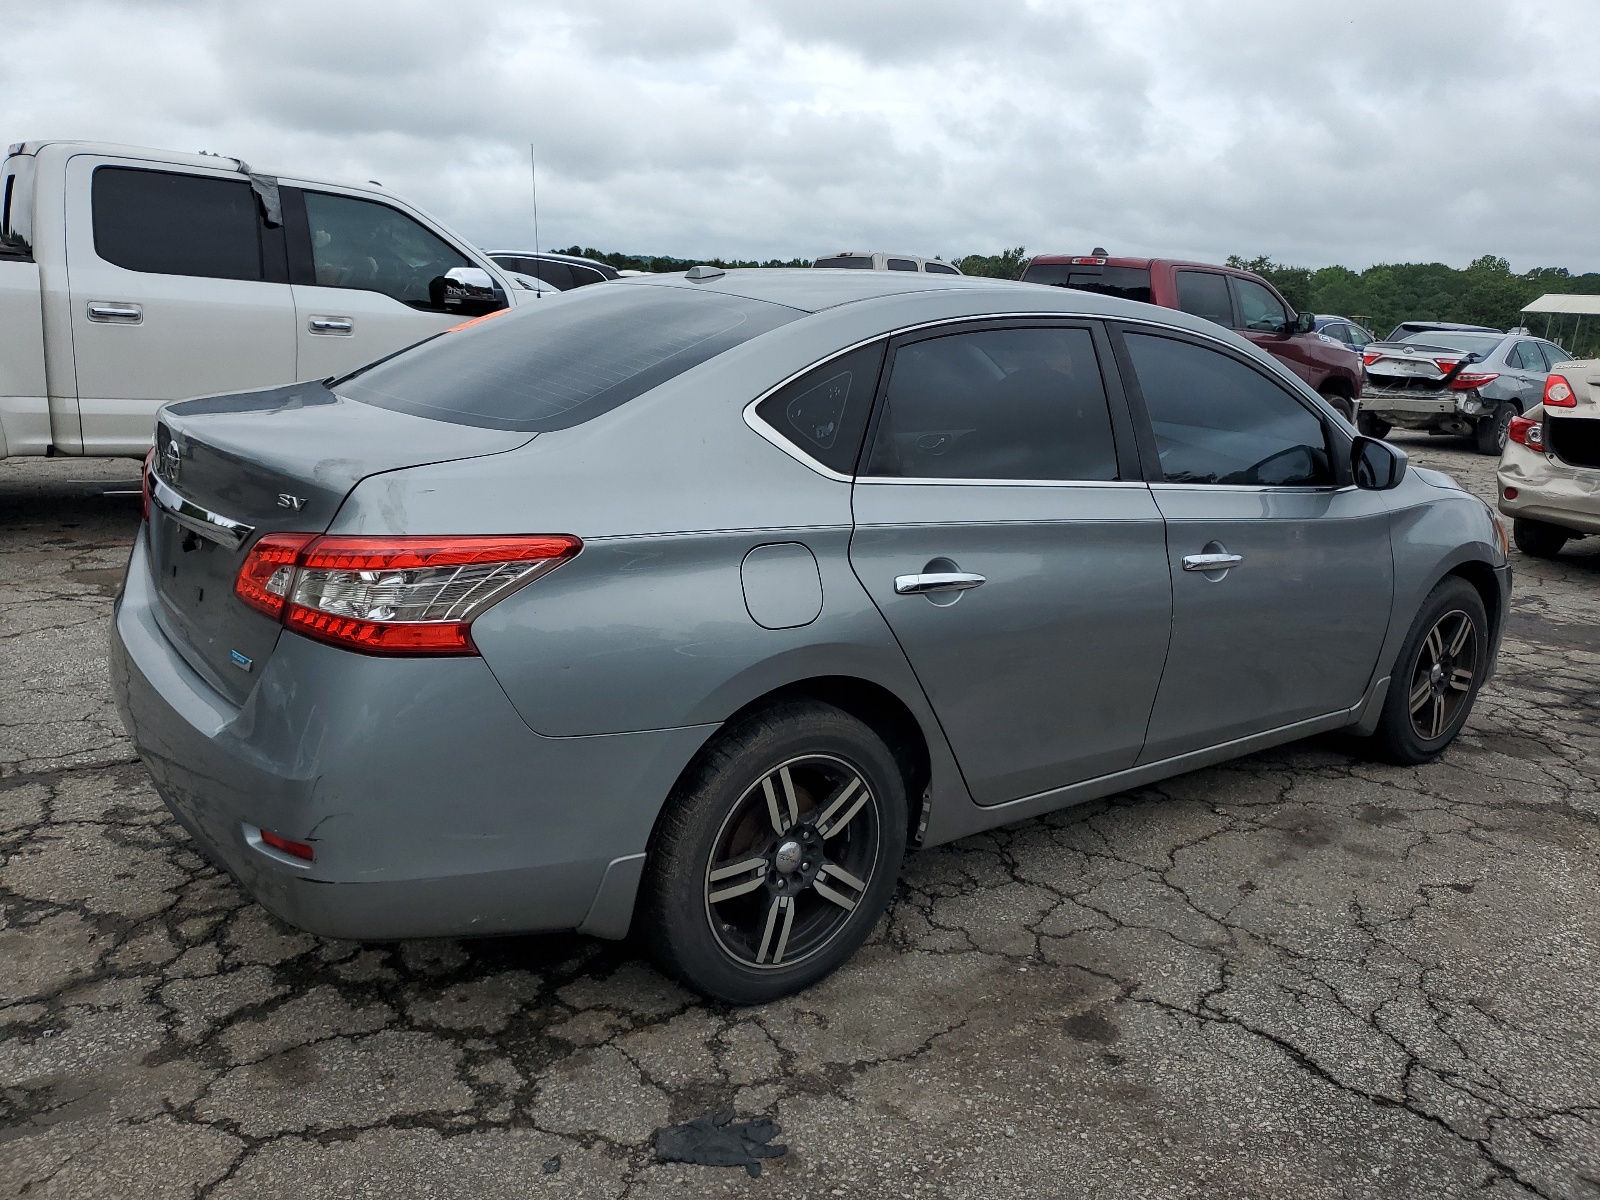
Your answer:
[1432,357,1463,373]
[1507,415,1543,450]
[141,447,155,523]
[1362,351,1381,367]
[233,533,581,655]
[260,828,314,861]
[1449,372,1499,391]
[1543,373,1577,407]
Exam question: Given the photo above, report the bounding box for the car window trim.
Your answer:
[857,315,1138,486]
[1105,319,1349,490]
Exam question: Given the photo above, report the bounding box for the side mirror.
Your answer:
[1291,311,1316,335]
[1352,435,1407,490]
[429,266,506,316]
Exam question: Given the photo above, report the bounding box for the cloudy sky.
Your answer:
[5,0,1597,271]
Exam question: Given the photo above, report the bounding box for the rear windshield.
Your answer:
[1021,263,1152,304]
[1396,332,1503,357]
[340,285,799,432]
[814,257,873,269]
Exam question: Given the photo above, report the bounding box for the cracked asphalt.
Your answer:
[2,436,1597,1199]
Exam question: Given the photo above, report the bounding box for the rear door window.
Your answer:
[754,342,887,474]
[92,166,262,280]
[814,257,874,269]
[302,191,472,310]
[886,258,918,272]
[1174,270,1233,326]
[340,284,799,432]
[1123,332,1332,487]
[924,261,960,275]
[1231,277,1289,333]
[863,325,1120,481]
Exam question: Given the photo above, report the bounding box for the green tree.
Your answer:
[955,247,1028,279]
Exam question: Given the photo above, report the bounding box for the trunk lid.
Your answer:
[148,382,532,704]
[1362,341,1467,394]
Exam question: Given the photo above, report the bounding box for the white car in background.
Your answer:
[812,251,962,275]
[1497,361,1600,557]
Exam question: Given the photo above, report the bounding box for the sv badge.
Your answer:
[277,494,307,511]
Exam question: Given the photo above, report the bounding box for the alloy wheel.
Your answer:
[703,754,881,969]
[1407,609,1479,741]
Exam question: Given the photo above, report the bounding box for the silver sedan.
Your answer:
[111,269,1511,1003]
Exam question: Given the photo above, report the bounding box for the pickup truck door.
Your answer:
[282,187,507,381]
[63,154,297,454]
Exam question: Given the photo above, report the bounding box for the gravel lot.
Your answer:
[2,436,1597,1199]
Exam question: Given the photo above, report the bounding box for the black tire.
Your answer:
[1319,389,1355,422]
[1475,403,1516,455]
[1513,517,1570,559]
[1357,411,1391,439]
[638,701,907,1004]
[1367,577,1488,765]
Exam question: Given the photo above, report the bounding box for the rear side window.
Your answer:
[864,326,1119,481]
[1124,332,1331,487]
[924,261,960,275]
[814,257,874,270]
[1023,263,1152,303]
[303,191,471,309]
[92,167,261,280]
[754,341,887,475]
[341,284,798,432]
[1540,342,1571,370]
[1175,271,1232,326]
[886,258,918,272]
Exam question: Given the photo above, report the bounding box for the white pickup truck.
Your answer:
[0,140,541,460]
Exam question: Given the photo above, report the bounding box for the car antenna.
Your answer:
[529,142,543,299]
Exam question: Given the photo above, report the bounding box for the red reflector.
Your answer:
[235,533,317,619]
[1449,372,1499,391]
[285,607,477,654]
[1503,486,1519,499]
[1544,373,1577,407]
[1507,415,1543,450]
[260,828,314,861]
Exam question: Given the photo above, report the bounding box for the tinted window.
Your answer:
[1231,277,1288,332]
[92,167,261,280]
[341,285,798,432]
[923,261,960,275]
[864,326,1118,481]
[568,265,607,287]
[754,342,886,474]
[304,191,471,309]
[1125,333,1331,487]
[1174,271,1232,325]
[814,257,873,269]
[1022,263,1152,303]
[1320,322,1350,344]
[886,258,918,272]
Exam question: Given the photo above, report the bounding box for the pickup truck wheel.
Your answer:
[1356,411,1391,439]
[1512,518,1569,559]
[1475,403,1516,456]
[1318,388,1355,422]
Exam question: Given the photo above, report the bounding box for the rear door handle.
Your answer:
[87,302,142,324]
[308,316,354,334]
[1182,553,1244,572]
[894,572,986,595]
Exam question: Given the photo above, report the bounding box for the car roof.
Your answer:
[619,267,1049,313]
[8,139,386,196]
[1394,320,1501,332]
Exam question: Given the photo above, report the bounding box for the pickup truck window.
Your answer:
[2,154,36,257]
[1231,277,1289,333]
[92,167,262,281]
[303,191,473,311]
[1174,270,1232,326]
[1021,263,1152,303]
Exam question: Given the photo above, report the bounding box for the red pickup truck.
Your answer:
[1021,254,1363,420]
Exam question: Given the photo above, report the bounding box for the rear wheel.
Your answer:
[639,701,907,1004]
[1513,517,1570,559]
[1357,411,1391,439]
[1475,403,1516,455]
[1319,388,1355,422]
[1368,577,1488,765]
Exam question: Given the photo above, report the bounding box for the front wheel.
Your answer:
[1513,517,1570,559]
[1357,411,1391,439]
[1367,577,1488,765]
[638,701,907,1004]
[1475,403,1516,455]
[1319,389,1355,422]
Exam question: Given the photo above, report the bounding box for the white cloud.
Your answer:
[4,0,1599,270]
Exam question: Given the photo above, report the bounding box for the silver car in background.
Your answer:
[111,269,1510,1003]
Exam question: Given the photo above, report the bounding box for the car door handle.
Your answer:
[307,316,354,334]
[894,572,986,595]
[1182,552,1244,572]
[87,302,142,324]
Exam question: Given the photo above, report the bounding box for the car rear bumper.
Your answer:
[110,531,713,941]
[1496,441,1600,533]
